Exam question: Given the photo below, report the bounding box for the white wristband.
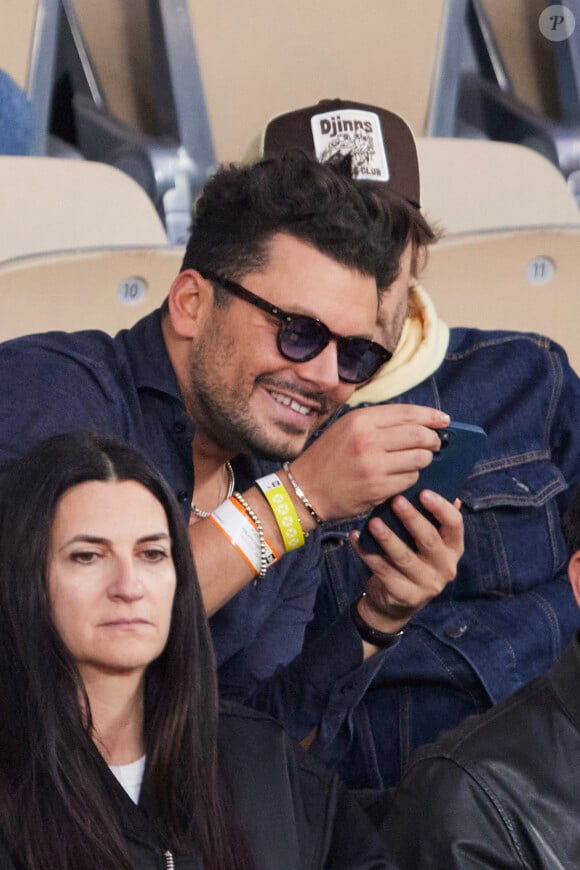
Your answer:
[210,498,278,575]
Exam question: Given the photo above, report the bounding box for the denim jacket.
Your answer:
[306,327,580,789]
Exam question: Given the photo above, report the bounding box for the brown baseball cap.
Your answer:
[246,98,421,209]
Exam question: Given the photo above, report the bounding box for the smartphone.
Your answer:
[358,421,487,554]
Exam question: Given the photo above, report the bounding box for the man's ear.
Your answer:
[568,550,580,610]
[167,269,213,339]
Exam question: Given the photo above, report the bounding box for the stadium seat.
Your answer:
[0,245,184,340]
[0,0,41,92]
[0,156,168,263]
[459,0,580,196]
[480,0,561,120]
[186,0,465,160]
[417,137,580,235]
[424,227,580,371]
[69,0,215,243]
[0,0,60,154]
[71,0,470,160]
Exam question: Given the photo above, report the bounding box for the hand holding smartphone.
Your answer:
[358,421,487,554]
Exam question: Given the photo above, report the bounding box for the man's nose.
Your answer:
[293,340,342,392]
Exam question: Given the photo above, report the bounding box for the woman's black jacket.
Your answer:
[0,703,392,869]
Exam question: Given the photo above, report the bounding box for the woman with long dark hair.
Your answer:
[0,432,390,870]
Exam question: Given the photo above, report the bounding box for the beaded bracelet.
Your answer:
[282,462,324,525]
[255,473,305,551]
[210,496,278,579]
[231,492,269,579]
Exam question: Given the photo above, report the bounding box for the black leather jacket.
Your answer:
[0,703,392,869]
[382,633,580,868]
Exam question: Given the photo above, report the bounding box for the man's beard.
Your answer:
[191,377,302,461]
[377,289,410,353]
[186,334,331,461]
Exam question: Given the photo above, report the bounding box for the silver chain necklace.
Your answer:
[190,461,235,519]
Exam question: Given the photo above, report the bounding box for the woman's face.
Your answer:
[48,479,177,683]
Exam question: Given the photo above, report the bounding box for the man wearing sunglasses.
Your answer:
[0,154,462,765]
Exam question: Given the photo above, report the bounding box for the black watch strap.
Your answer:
[349,595,405,649]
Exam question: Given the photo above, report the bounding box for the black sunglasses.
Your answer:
[204,272,391,384]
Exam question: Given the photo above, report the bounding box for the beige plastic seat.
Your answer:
[0,157,168,262]
[0,246,184,340]
[0,0,39,91]
[480,0,561,119]
[417,138,580,236]
[71,0,458,162]
[423,227,580,371]
[187,0,453,160]
[71,0,156,133]
[0,0,63,155]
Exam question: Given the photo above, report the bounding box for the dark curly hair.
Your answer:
[178,152,402,301]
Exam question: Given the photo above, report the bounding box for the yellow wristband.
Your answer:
[255,473,305,552]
